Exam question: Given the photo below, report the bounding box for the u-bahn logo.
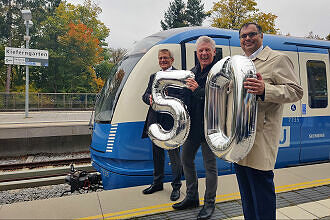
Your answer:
[279,126,290,147]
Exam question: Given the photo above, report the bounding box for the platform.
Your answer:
[0,162,329,219]
[0,111,93,156]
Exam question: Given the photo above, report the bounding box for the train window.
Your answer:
[306,60,328,108]
[94,54,143,122]
[194,48,223,66]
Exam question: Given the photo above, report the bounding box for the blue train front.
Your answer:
[90,27,330,190]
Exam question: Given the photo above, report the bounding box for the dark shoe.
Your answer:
[142,184,163,194]
[172,197,200,210]
[197,203,215,220]
[170,189,180,201]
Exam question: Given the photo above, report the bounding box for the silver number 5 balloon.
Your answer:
[148,70,195,150]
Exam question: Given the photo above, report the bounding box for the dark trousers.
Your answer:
[181,138,218,204]
[152,143,182,190]
[234,163,276,220]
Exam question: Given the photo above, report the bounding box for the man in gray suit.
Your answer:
[235,22,303,220]
[172,36,218,220]
[142,49,183,201]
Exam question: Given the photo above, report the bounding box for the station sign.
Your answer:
[4,47,48,67]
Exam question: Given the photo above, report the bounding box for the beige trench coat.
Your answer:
[237,46,303,171]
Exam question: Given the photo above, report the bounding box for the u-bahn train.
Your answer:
[90,27,330,190]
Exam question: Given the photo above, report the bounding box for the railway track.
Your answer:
[0,158,95,191]
[0,157,91,171]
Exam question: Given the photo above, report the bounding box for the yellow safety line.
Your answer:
[77,177,330,220]
[78,202,176,220]
[105,207,173,220]
[275,178,330,193]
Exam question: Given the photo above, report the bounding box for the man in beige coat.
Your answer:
[235,22,303,220]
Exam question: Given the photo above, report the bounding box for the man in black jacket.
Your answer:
[172,36,218,220]
[141,49,183,201]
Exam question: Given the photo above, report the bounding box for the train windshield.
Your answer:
[94,36,164,122]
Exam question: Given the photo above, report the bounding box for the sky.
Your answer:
[67,0,330,49]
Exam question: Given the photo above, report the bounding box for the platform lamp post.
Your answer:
[22,9,33,118]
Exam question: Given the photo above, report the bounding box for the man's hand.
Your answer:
[185,78,199,92]
[149,95,153,105]
[243,73,265,95]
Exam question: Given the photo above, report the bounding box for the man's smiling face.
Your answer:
[196,42,216,70]
[240,24,263,57]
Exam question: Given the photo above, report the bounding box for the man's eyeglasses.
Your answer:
[159,56,171,60]
[240,32,259,39]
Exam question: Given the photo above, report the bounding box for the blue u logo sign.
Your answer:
[279,129,287,144]
[279,126,290,147]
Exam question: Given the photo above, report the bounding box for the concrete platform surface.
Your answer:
[0,162,329,219]
[0,111,93,125]
[0,111,93,156]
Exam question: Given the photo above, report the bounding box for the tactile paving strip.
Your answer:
[135,184,330,219]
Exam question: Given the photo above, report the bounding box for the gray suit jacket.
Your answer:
[237,46,303,170]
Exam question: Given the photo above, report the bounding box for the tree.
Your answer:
[0,0,110,93]
[0,0,61,92]
[326,33,330,41]
[186,0,207,26]
[0,44,6,91]
[161,0,187,30]
[94,47,127,86]
[160,0,207,30]
[32,0,110,93]
[305,31,324,40]
[57,22,104,92]
[109,48,127,64]
[95,60,114,84]
[208,0,278,34]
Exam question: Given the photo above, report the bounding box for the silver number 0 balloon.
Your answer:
[148,70,195,150]
[204,55,258,162]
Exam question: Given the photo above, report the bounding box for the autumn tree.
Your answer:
[208,0,278,34]
[33,0,110,93]
[58,22,104,92]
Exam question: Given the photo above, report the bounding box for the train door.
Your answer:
[181,36,232,175]
[275,50,303,168]
[298,47,330,163]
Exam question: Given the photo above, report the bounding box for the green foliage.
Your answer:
[160,0,207,30]
[32,0,109,93]
[94,47,126,87]
[0,44,5,91]
[95,60,115,82]
[186,0,207,26]
[161,0,187,30]
[0,0,62,92]
[208,0,278,34]
[0,0,110,93]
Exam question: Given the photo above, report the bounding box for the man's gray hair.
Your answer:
[196,36,216,49]
[158,48,173,58]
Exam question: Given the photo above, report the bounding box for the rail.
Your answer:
[0,92,98,111]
